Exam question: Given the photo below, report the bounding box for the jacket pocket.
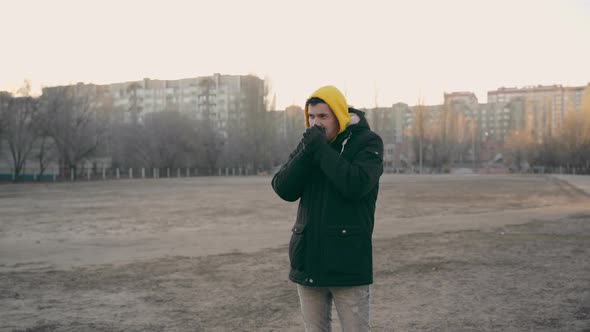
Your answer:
[289,224,306,271]
[322,226,366,275]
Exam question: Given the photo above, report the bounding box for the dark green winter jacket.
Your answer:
[272,108,383,287]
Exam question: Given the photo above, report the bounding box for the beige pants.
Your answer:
[296,284,371,332]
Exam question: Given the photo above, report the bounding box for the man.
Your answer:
[271,85,383,331]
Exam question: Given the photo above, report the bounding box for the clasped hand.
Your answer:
[302,125,327,153]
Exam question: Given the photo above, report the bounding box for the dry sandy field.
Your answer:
[1,174,589,331]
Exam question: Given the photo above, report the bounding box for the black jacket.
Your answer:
[272,108,383,287]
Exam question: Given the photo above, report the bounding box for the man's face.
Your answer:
[308,103,340,141]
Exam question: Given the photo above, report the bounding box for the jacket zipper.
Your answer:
[339,132,352,155]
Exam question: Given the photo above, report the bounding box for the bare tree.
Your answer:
[0,81,41,180]
[39,85,109,179]
[429,103,459,172]
[127,82,143,125]
[34,134,56,179]
[466,118,477,170]
[533,97,557,172]
[109,122,146,168]
[144,111,201,168]
[111,111,205,171]
[453,112,472,164]
[411,103,429,173]
[558,110,590,173]
[504,129,534,171]
[198,78,215,123]
[219,76,270,174]
[581,85,590,172]
[2,97,39,180]
[196,78,224,172]
[0,91,12,159]
[200,124,224,174]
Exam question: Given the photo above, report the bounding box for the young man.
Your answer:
[272,85,384,331]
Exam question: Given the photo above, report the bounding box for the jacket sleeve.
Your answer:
[271,141,313,202]
[315,133,383,200]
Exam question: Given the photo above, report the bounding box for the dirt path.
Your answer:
[1,175,589,331]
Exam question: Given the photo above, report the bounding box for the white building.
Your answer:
[108,73,265,134]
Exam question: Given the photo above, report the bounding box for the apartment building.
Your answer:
[487,84,587,141]
[42,74,265,138]
[107,73,265,135]
[444,92,479,116]
[439,85,588,142]
[362,103,412,171]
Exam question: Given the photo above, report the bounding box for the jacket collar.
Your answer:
[332,108,369,146]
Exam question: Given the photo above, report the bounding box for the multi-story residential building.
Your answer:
[407,104,443,129]
[108,73,265,135]
[487,84,587,142]
[437,84,588,143]
[362,103,412,171]
[390,103,412,144]
[444,92,479,117]
[364,103,410,144]
[476,101,512,141]
[42,74,265,138]
[33,74,266,176]
[443,92,503,141]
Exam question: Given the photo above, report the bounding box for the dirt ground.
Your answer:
[1,174,589,331]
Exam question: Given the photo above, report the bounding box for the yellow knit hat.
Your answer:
[304,85,350,135]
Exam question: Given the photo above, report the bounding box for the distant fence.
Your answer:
[1,164,588,183]
[0,166,269,183]
[0,172,54,182]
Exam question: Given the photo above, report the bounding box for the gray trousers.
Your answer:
[296,284,371,332]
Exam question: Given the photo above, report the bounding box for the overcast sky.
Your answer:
[2,0,589,108]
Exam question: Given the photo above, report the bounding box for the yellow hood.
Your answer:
[304,85,350,136]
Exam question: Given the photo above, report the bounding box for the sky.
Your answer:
[1,0,589,109]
